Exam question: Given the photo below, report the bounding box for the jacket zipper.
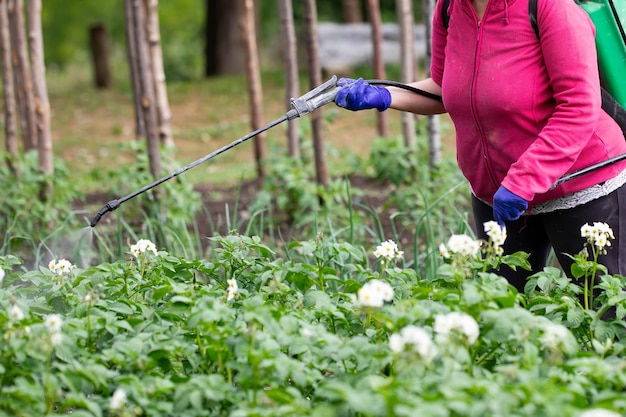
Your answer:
[469,18,499,189]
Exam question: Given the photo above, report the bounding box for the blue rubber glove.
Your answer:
[335,77,391,112]
[493,186,528,228]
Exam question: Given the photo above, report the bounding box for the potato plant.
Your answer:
[1,225,625,417]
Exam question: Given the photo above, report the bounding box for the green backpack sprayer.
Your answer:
[89,0,626,227]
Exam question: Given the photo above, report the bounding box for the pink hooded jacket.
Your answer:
[431,0,626,207]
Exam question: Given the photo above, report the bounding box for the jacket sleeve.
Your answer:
[430,0,448,87]
[501,0,601,201]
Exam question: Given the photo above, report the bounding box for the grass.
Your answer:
[40,53,455,194]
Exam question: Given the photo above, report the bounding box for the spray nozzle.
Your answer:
[89,199,121,227]
[287,75,340,120]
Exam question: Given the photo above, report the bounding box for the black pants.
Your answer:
[472,184,626,293]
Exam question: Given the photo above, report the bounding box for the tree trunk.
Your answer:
[130,0,161,179]
[367,0,387,137]
[89,23,113,89]
[26,0,53,199]
[0,0,18,176]
[7,0,36,151]
[395,0,416,147]
[238,0,266,177]
[342,0,363,22]
[124,0,145,140]
[204,0,244,76]
[422,0,441,169]
[303,0,328,189]
[144,0,174,148]
[277,0,300,158]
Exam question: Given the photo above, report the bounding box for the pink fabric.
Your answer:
[431,0,626,207]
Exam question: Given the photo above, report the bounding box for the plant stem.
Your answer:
[86,304,92,349]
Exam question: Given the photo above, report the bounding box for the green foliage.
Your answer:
[359,134,472,277]
[0,151,83,257]
[1,229,626,416]
[42,0,205,81]
[247,141,373,245]
[94,141,203,260]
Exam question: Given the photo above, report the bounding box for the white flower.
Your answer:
[358,284,384,307]
[50,331,63,347]
[0,268,5,285]
[446,235,481,257]
[439,243,451,259]
[226,278,238,301]
[48,259,75,276]
[9,304,24,321]
[373,240,403,261]
[434,311,480,345]
[357,279,394,308]
[109,388,127,411]
[44,314,63,333]
[540,322,577,354]
[389,333,405,353]
[130,239,158,258]
[389,325,437,363]
[369,279,394,302]
[483,221,507,246]
[400,325,437,362]
[578,409,622,417]
[581,222,614,249]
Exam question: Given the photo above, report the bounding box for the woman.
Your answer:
[335,0,626,292]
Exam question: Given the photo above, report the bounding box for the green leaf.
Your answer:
[592,320,615,342]
[566,308,585,328]
[501,251,531,271]
[108,301,134,315]
[304,290,332,309]
[342,279,362,293]
[265,387,296,404]
[287,270,315,292]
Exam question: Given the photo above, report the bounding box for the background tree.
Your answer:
[396,0,416,147]
[277,0,300,158]
[129,0,161,179]
[422,0,441,169]
[145,0,174,148]
[239,0,266,177]
[367,0,388,137]
[342,0,363,22]
[204,0,244,76]
[303,0,328,189]
[0,0,17,176]
[88,22,112,89]
[124,0,145,140]
[8,0,36,151]
[27,0,53,199]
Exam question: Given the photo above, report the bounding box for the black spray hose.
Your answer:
[367,79,443,103]
[550,153,626,189]
[89,75,620,226]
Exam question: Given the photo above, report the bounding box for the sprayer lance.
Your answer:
[287,75,341,120]
[89,76,342,228]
